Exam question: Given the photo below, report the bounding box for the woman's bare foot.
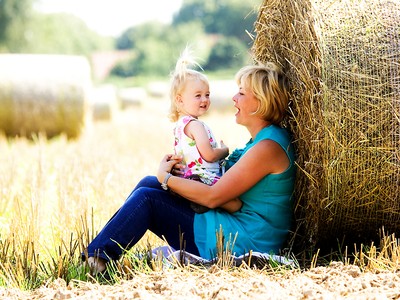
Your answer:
[87,256,106,274]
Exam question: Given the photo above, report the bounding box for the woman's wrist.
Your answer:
[161,172,173,190]
[157,170,168,183]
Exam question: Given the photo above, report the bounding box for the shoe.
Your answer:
[87,256,107,275]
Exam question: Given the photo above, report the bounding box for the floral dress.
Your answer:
[174,115,223,185]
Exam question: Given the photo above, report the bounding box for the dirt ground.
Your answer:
[1,262,399,299]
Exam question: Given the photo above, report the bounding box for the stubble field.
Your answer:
[1,97,399,299]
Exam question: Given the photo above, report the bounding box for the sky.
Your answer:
[35,0,184,37]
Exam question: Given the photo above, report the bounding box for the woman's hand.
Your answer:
[157,154,183,183]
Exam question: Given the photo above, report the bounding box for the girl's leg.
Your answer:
[85,183,199,263]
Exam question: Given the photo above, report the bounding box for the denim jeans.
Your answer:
[84,175,200,262]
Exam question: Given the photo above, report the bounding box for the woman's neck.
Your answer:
[247,120,272,139]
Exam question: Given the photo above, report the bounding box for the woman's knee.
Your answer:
[126,176,159,199]
[135,175,160,189]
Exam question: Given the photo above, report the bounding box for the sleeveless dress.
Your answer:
[174,115,223,185]
[193,125,296,259]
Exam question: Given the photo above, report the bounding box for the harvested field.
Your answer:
[1,96,399,299]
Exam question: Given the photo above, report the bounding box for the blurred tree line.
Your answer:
[0,0,113,55]
[0,0,259,79]
[113,0,259,77]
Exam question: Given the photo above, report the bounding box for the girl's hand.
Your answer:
[220,140,229,158]
[170,154,185,176]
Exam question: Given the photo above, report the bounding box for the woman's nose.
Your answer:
[232,93,238,102]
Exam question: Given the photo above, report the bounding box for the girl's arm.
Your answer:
[158,139,290,208]
[185,120,229,162]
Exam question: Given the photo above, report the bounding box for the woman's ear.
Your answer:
[176,94,182,104]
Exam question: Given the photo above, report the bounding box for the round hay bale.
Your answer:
[91,84,118,121]
[311,0,400,247]
[0,54,92,138]
[252,0,324,250]
[147,81,169,98]
[118,87,146,109]
[253,0,400,252]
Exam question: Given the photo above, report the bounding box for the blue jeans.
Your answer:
[84,176,200,262]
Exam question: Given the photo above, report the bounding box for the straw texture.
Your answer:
[253,0,400,250]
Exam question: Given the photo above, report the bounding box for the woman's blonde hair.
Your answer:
[235,62,289,124]
[168,48,209,122]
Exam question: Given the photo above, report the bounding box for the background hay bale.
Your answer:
[91,84,118,121]
[252,0,400,251]
[118,87,146,109]
[0,54,92,139]
[147,81,169,98]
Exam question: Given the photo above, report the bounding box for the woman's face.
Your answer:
[232,82,259,126]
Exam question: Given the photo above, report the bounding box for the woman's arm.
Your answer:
[158,139,289,208]
[220,198,243,213]
[169,156,243,213]
[185,120,229,162]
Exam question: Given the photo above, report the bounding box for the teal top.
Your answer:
[193,125,296,259]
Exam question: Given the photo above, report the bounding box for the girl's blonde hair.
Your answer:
[168,48,209,122]
[235,62,290,124]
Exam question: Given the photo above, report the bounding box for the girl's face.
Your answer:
[232,81,260,126]
[177,78,210,118]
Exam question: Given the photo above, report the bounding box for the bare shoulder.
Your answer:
[185,119,207,138]
[254,139,286,156]
[185,118,203,129]
[242,139,289,174]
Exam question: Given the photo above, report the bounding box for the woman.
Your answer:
[85,62,296,273]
